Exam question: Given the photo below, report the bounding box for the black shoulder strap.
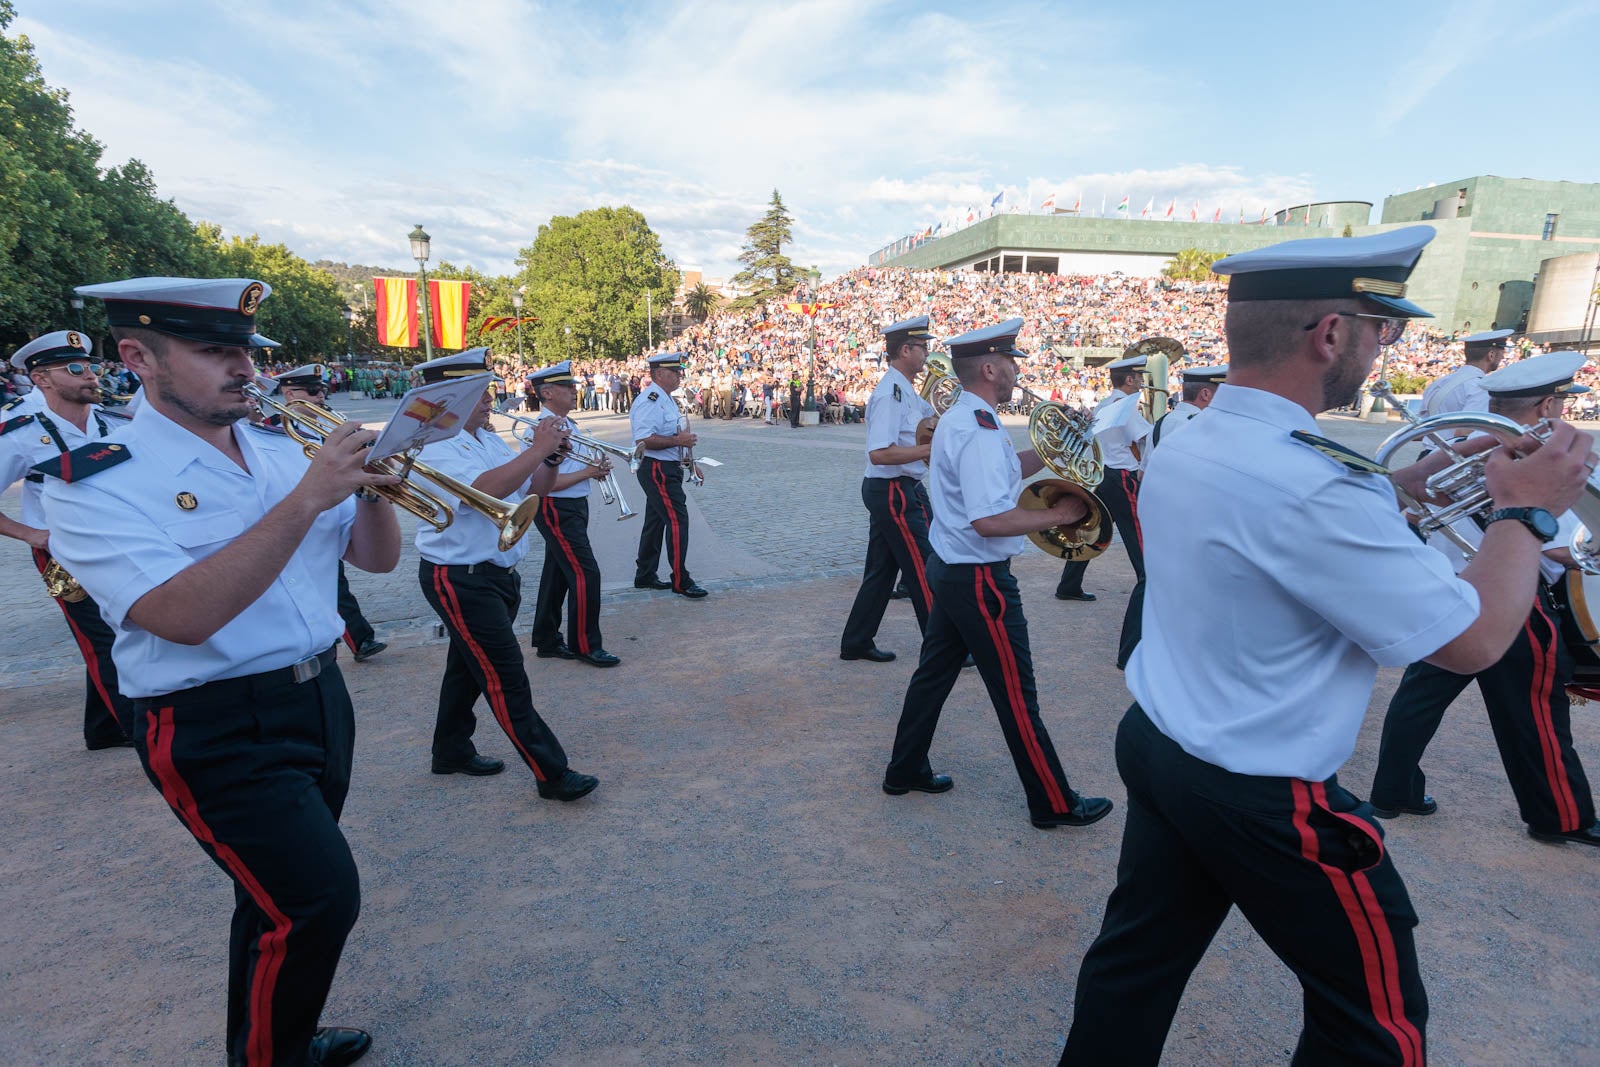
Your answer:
[1289,430,1391,475]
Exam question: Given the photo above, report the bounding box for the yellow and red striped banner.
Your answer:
[429,280,472,349]
[785,301,839,317]
[373,277,417,347]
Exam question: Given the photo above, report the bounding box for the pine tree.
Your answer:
[731,190,798,307]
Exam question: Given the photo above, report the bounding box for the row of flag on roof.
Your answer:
[373,278,476,349]
[871,192,1333,265]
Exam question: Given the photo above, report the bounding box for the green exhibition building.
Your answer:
[872,176,1600,345]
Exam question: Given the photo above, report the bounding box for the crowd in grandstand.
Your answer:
[6,267,1587,419]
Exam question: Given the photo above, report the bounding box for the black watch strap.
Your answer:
[1485,507,1557,543]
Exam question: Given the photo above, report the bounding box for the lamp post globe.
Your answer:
[408,224,435,361]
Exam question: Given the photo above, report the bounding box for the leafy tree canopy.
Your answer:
[1161,247,1222,283]
[731,189,798,308]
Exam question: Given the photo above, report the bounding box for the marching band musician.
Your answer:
[1147,363,1226,448]
[1420,328,1513,417]
[1062,228,1596,1065]
[882,318,1114,830]
[1369,351,1600,847]
[839,315,938,663]
[1053,352,1150,604]
[630,352,707,598]
[412,349,600,801]
[272,363,388,664]
[40,276,401,1067]
[526,360,621,668]
[0,329,135,749]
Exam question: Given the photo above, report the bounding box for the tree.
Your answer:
[684,282,721,322]
[1161,247,1222,283]
[731,189,798,307]
[514,206,678,362]
[205,230,348,358]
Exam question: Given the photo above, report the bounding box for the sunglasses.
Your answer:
[53,361,104,377]
[1303,312,1406,346]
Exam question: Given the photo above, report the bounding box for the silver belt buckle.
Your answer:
[290,654,323,684]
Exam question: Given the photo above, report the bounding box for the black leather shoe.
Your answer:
[1529,824,1600,847]
[535,643,577,659]
[353,639,387,662]
[1031,794,1114,828]
[578,649,621,668]
[676,584,709,599]
[635,577,672,590]
[889,585,912,600]
[537,769,599,801]
[1370,795,1438,819]
[309,1026,371,1066]
[883,772,954,795]
[431,754,505,776]
[1054,591,1097,602]
[841,646,896,663]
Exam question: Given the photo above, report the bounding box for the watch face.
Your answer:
[1532,508,1560,540]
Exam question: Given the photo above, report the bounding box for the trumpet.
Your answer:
[499,411,638,520]
[671,395,705,487]
[243,384,539,551]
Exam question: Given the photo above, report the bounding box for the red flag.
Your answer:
[374,277,417,348]
[1212,206,1222,223]
[429,279,472,349]
[784,301,839,317]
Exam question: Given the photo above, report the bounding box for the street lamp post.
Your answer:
[513,286,526,363]
[69,295,85,332]
[342,307,355,363]
[409,224,435,362]
[564,324,572,359]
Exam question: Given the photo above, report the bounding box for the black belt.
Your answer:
[430,560,515,575]
[133,646,337,709]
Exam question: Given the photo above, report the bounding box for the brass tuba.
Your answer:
[1120,337,1186,423]
[244,384,540,551]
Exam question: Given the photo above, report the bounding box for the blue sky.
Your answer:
[17,0,1600,280]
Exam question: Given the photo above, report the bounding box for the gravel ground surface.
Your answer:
[3,406,1599,1064]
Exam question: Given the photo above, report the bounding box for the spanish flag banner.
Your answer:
[429,280,472,350]
[373,277,417,347]
[784,302,839,317]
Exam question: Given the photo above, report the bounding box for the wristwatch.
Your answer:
[1485,506,1559,543]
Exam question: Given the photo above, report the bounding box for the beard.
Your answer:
[148,362,252,426]
[1320,333,1370,412]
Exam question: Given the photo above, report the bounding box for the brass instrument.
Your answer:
[243,384,539,551]
[500,411,638,521]
[42,557,86,602]
[1371,380,1600,570]
[1120,337,1186,423]
[1013,384,1114,561]
[672,395,705,487]
[915,352,963,415]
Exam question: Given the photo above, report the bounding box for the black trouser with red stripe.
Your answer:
[419,560,569,781]
[32,547,132,748]
[634,457,695,591]
[131,654,359,1067]
[335,562,375,652]
[1055,467,1145,669]
[887,556,1078,819]
[1064,704,1427,1066]
[531,496,604,655]
[1370,585,1595,834]
[841,476,933,653]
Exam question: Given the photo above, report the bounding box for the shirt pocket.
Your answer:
[165,511,247,559]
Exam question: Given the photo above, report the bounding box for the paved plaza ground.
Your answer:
[3,402,1599,1064]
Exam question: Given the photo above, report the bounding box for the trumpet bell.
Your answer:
[1018,479,1113,561]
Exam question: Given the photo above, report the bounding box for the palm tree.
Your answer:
[685,282,721,322]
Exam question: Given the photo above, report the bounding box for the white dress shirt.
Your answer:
[928,391,1024,564]
[862,365,935,479]
[1421,364,1488,417]
[1150,401,1202,450]
[0,402,127,527]
[1129,384,1481,781]
[535,409,591,500]
[1092,391,1151,471]
[40,406,356,697]
[631,382,683,462]
[413,426,530,568]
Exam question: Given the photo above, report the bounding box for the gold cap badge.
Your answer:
[176,492,198,511]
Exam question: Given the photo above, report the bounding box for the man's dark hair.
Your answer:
[1109,367,1141,389]
[109,326,171,357]
[1488,394,1547,421]
[1224,299,1351,369]
[1181,381,1212,403]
